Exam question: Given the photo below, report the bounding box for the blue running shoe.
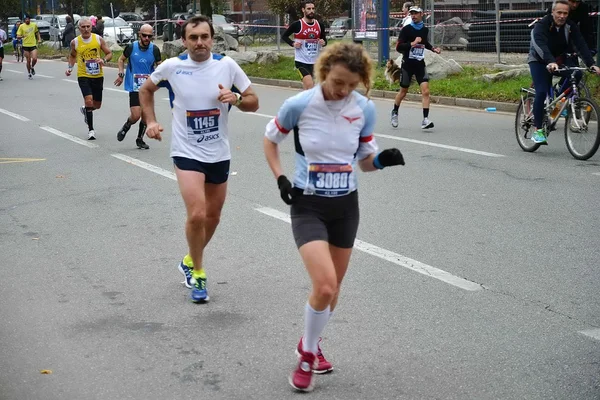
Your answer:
[178,255,194,288]
[531,129,547,144]
[190,275,209,303]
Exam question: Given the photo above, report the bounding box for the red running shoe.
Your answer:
[289,349,317,392]
[296,337,334,374]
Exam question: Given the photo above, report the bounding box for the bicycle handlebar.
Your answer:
[551,66,592,73]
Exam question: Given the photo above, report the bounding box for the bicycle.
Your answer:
[515,66,600,160]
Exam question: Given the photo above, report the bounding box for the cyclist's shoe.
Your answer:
[289,349,317,392]
[421,118,434,129]
[561,109,568,118]
[531,129,547,144]
[390,109,399,128]
[88,130,96,140]
[190,273,209,303]
[296,337,333,374]
[178,254,194,288]
[80,106,87,124]
[31,67,35,76]
[28,73,32,80]
[136,138,150,149]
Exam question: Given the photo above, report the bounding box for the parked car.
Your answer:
[102,17,135,44]
[8,17,20,39]
[329,17,351,39]
[32,15,52,40]
[118,12,143,24]
[212,14,239,38]
[49,14,81,41]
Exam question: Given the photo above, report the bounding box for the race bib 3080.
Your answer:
[306,163,352,197]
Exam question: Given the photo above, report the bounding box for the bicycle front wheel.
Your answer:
[515,94,541,152]
[564,97,600,160]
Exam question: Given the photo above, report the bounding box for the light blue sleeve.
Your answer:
[355,96,379,160]
[265,88,315,144]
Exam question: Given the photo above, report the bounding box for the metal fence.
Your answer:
[224,0,599,65]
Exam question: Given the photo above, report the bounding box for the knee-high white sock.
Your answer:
[302,303,330,354]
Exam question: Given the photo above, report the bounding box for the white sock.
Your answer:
[302,303,330,354]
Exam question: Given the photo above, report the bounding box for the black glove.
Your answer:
[375,148,405,168]
[277,175,296,205]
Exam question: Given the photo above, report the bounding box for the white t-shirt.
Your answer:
[150,53,252,163]
[0,29,7,48]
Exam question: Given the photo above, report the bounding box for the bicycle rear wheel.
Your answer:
[515,94,541,152]
[564,97,600,160]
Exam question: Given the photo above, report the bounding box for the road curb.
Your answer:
[249,76,519,113]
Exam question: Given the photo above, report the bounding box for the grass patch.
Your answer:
[242,55,600,103]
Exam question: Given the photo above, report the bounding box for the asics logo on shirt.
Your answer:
[197,133,220,143]
[342,116,361,124]
[176,69,193,75]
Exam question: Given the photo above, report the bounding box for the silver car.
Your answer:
[49,14,81,41]
[102,17,135,44]
[212,14,239,38]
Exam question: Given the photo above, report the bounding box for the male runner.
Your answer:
[16,15,41,79]
[114,23,161,149]
[281,1,327,90]
[65,17,112,140]
[139,15,259,303]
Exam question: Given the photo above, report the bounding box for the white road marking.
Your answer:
[0,108,30,122]
[254,206,484,292]
[33,73,54,78]
[39,126,99,148]
[248,112,276,119]
[111,154,176,181]
[63,79,77,83]
[6,69,25,74]
[593,172,600,176]
[244,112,505,158]
[375,133,506,158]
[580,329,600,341]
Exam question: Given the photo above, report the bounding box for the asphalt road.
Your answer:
[1,58,599,400]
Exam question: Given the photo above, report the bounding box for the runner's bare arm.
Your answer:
[99,38,112,63]
[139,79,160,124]
[237,86,259,112]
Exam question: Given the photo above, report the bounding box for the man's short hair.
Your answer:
[182,15,214,39]
[302,1,315,8]
[553,0,570,10]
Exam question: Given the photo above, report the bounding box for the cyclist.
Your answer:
[139,15,259,303]
[114,23,161,149]
[528,0,600,144]
[281,1,327,90]
[264,42,405,392]
[16,14,41,79]
[0,27,6,80]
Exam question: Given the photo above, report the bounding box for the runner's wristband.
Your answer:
[67,65,73,70]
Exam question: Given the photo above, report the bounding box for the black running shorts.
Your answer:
[400,62,429,88]
[0,48,4,59]
[295,61,314,78]
[129,92,140,108]
[23,46,37,52]
[78,76,104,102]
[172,157,230,184]
[291,189,360,249]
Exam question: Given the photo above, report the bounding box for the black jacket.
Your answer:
[62,22,75,46]
[528,14,595,67]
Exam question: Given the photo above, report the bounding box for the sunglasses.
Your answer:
[140,33,153,38]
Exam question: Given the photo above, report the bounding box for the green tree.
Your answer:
[266,0,345,20]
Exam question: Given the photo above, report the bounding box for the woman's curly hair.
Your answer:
[315,42,374,96]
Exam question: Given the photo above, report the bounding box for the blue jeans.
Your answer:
[529,60,581,129]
